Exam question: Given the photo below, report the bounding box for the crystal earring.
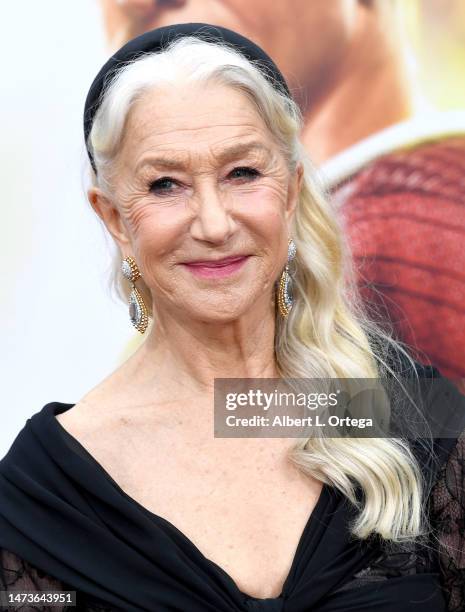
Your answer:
[121,255,149,334]
[277,239,296,318]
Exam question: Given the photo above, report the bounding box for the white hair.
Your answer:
[87,35,432,542]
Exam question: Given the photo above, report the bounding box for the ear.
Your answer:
[87,186,131,252]
[285,162,303,224]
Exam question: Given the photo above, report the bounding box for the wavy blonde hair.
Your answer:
[87,35,429,542]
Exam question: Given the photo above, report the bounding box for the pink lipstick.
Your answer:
[181,255,250,279]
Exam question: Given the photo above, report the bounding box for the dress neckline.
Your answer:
[41,400,333,604]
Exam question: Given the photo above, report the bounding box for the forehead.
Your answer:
[119,82,275,162]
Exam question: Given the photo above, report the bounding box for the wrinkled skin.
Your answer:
[89,82,303,325]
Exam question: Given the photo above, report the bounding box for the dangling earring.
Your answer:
[277,239,296,318]
[121,255,149,334]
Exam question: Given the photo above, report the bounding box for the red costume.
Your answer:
[323,113,465,386]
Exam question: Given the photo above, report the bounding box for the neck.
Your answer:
[122,297,279,400]
[299,14,414,164]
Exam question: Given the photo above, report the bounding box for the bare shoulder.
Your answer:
[54,379,122,442]
[55,397,95,431]
[53,382,140,482]
[61,349,144,422]
[54,347,155,436]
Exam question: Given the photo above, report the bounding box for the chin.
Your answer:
[184,301,252,323]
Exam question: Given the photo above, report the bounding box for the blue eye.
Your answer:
[229,167,260,180]
[149,177,177,193]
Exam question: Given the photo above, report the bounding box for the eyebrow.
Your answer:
[135,141,270,173]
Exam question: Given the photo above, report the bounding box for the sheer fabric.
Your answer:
[0,548,114,610]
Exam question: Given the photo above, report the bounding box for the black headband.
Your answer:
[83,22,291,174]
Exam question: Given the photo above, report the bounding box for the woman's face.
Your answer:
[91,82,302,323]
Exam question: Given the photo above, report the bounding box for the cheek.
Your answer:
[233,182,289,236]
[232,185,290,282]
[115,173,188,238]
[124,200,188,271]
[124,194,181,234]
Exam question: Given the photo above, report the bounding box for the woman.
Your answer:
[0,23,463,612]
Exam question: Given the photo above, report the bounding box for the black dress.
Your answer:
[0,372,464,611]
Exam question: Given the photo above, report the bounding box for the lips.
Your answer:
[183,255,249,267]
[181,255,250,279]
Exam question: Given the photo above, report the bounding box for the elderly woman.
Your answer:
[0,23,464,612]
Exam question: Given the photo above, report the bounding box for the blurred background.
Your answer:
[402,0,465,110]
[1,0,464,455]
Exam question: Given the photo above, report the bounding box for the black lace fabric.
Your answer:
[336,434,465,610]
[429,433,465,611]
[0,436,464,611]
[0,549,114,611]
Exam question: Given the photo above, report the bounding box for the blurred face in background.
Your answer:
[100,0,364,110]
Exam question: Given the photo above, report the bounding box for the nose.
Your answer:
[189,183,237,245]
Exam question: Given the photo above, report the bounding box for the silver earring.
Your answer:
[121,256,149,334]
[277,239,296,318]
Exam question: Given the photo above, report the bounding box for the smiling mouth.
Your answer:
[183,255,249,267]
[180,255,250,278]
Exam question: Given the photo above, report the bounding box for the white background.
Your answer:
[0,1,136,456]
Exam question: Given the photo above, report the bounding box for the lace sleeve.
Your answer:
[0,548,115,611]
[0,548,74,611]
[430,432,465,612]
